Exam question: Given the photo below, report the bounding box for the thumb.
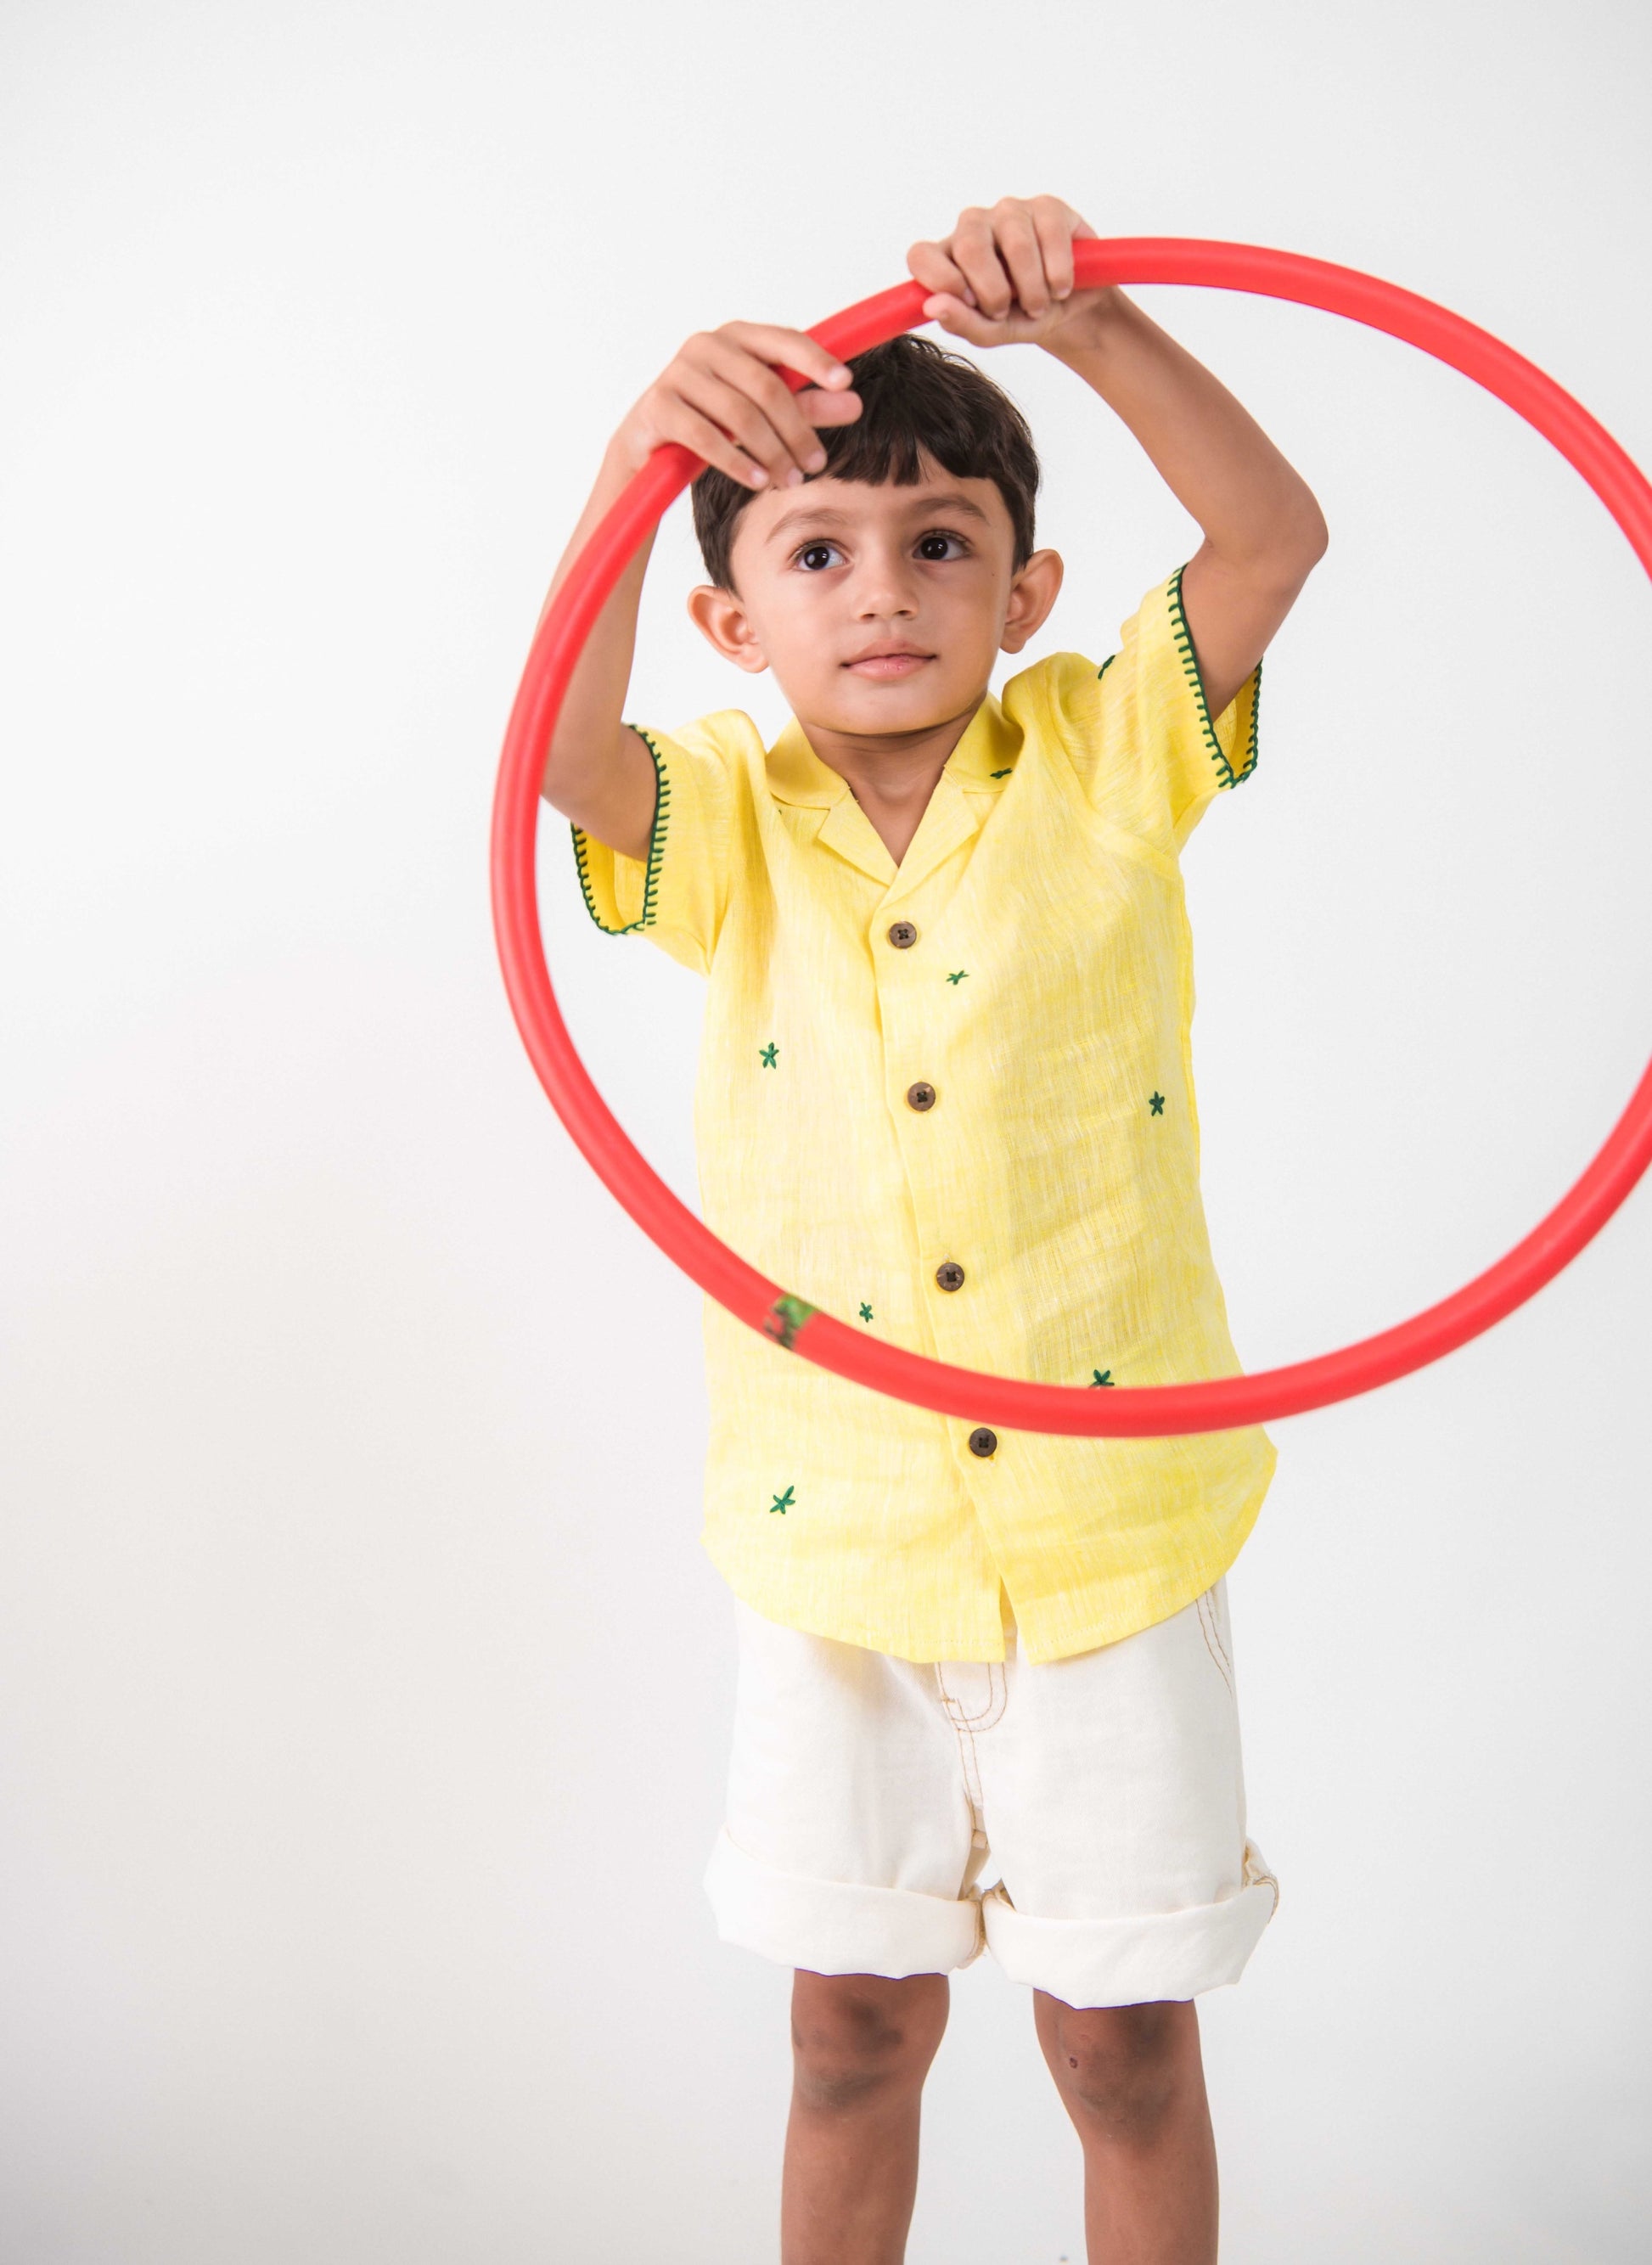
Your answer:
[922,293,1016,346]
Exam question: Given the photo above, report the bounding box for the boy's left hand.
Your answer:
[907,196,1116,351]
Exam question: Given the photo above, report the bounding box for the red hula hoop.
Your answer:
[492,239,1652,1437]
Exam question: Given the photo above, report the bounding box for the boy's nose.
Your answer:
[850,561,919,615]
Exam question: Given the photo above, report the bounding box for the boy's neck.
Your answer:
[798,694,986,867]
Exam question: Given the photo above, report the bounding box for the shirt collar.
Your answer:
[766,689,1023,809]
[941,689,1023,789]
[765,691,1024,896]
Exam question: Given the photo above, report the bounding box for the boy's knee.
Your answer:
[1039,1997,1194,2144]
[789,1970,949,2112]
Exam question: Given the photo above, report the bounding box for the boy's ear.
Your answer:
[999,547,1064,654]
[687,582,770,674]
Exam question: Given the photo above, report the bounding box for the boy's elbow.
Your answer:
[1222,490,1328,599]
[1264,493,1328,607]
[541,752,593,823]
[1275,475,1328,576]
[1295,481,1330,569]
[540,738,593,813]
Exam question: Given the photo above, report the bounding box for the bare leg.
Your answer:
[780,1969,950,2265]
[1032,1992,1217,2265]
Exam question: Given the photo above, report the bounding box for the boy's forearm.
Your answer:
[535,322,857,823]
[537,439,657,803]
[1044,292,1328,581]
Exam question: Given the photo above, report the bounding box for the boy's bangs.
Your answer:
[818,414,930,491]
[692,334,1040,587]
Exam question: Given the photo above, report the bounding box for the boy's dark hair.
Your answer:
[691,334,1041,590]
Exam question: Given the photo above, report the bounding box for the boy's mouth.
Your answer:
[843,644,935,679]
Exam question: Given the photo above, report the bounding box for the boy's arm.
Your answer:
[908,198,1328,718]
[537,327,861,863]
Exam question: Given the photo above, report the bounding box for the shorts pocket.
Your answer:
[1193,1585,1235,1702]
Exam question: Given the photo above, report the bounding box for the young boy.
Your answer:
[540,195,1327,2265]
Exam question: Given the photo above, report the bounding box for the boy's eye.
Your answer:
[796,541,844,571]
[916,531,967,561]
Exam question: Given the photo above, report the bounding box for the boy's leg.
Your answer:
[781,1968,950,2265]
[1032,1992,1217,2265]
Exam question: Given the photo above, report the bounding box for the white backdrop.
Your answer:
[4,3,1650,2258]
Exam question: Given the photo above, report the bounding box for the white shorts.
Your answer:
[703,1581,1278,2009]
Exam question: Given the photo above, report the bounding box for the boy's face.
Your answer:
[688,450,1062,742]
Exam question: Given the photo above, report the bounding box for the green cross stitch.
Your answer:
[760,1043,778,1067]
[859,1302,874,1323]
[990,767,1013,778]
[1090,1369,1115,1387]
[1149,1092,1166,1116]
[769,1486,795,1515]
[947,970,968,985]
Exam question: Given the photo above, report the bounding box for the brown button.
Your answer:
[968,1426,997,1458]
[886,920,918,949]
[906,1081,936,1112]
[935,1261,965,1292]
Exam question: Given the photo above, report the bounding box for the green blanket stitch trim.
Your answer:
[570,726,671,935]
[1166,563,1261,790]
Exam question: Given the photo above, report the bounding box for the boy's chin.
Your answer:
[814,684,985,739]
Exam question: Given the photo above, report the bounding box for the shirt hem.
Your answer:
[699,1462,1273,1665]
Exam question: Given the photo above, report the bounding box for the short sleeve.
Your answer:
[569,712,749,976]
[1037,565,1261,856]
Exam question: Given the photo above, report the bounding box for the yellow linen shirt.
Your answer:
[572,565,1276,1664]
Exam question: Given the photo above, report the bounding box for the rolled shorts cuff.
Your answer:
[703,1828,987,1977]
[981,1841,1280,2008]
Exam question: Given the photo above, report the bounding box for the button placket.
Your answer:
[874,897,978,1365]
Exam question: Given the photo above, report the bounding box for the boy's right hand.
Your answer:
[613,324,863,492]
[540,327,861,861]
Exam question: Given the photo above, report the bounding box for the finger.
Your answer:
[992,200,1052,317]
[684,372,806,487]
[907,239,977,306]
[921,292,1030,348]
[1029,198,1076,301]
[671,401,774,488]
[716,321,854,395]
[798,385,863,428]
[700,335,832,474]
[950,206,1015,320]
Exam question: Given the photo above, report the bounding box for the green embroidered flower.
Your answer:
[762,1294,816,1349]
[1090,1369,1115,1387]
[990,767,1014,778]
[858,1302,874,1323]
[760,1043,778,1067]
[947,970,968,986]
[769,1486,795,1515]
[1149,1092,1166,1116]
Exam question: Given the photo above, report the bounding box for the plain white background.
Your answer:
[4,2,1650,2257]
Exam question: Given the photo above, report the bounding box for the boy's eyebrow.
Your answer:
[761,491,996,547]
